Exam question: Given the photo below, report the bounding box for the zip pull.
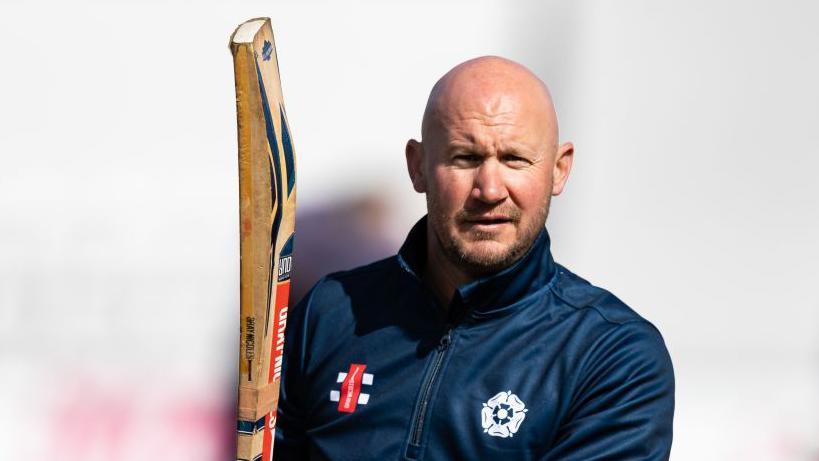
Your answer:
[438,329,452,351]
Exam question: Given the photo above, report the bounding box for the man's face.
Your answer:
[419,93,559,276]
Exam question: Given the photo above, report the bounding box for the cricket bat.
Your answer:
[230,17,297,461]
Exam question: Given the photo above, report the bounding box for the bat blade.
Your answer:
[230,17,297,461]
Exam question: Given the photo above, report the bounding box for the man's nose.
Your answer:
[471,159,508,204]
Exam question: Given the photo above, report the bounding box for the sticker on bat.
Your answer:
[245,316,255,381]
[277,234,294,282]
[262,40,273,61]
[269,233,294,384]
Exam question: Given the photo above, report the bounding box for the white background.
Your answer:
[1,1,817,459]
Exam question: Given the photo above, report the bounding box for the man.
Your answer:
[275,56,674,460]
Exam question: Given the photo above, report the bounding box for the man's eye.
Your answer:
[504,155,530,167]
[453,154,481,165]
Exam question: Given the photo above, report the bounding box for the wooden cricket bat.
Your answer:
[230,17,297,461]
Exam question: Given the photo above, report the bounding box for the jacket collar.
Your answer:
[397,216,558,320]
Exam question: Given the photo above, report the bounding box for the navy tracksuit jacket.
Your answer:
[275,217,674,460]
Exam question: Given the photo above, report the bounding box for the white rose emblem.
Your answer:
[481,390,528,438]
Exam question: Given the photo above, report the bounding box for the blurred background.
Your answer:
[1,0,817,459]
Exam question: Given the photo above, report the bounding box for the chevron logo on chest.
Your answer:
[330,363,373,413]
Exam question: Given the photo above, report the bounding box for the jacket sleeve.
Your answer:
[544,321,675,461]
[273,283,319,460]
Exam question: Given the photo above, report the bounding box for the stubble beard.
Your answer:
[427,194,551,278]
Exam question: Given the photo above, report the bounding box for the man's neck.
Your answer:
[423,229,473,309]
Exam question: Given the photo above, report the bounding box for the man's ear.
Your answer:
[405,139,427,193]
[552,141,574,196]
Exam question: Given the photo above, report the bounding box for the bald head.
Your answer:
[421,56,558,147]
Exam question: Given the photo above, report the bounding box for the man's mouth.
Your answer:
[462,215,514,227]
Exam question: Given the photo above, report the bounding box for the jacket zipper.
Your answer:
[410,329,453,446]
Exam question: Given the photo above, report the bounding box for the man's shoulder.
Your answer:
[298,255,402,312]
[550,263,653,328]
[550,264,674,386]
[322,255,400,287]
